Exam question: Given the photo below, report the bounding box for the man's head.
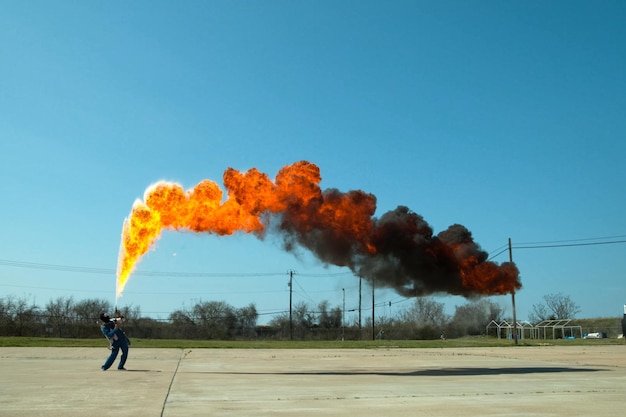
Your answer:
[100,312,111,323]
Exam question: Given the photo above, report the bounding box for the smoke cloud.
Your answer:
[116,161,520,298]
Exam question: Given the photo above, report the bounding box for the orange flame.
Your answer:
[116,161,375,298]
[458,256,520,295]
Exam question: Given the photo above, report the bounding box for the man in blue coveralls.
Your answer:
[100,312,130,371]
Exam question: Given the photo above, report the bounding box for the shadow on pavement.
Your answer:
[123,369,163,373]
[186,366,603,377]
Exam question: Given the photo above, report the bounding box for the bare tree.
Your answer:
[267,312,290,339]
[317,301,342,329]
[448,299,504,337]
[73,298,111,322]
[0,296,41,336]
[399,297,449,339]
[117,305,141,321]
[168,309,197,339]
[234,304,258,338]
[45,296,75,337]
[529,293,581,323]
[190,301,235,339]
[404,297,448,327]
[291,301,316,339]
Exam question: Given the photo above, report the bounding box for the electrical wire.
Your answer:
[3,232,624,276]
[488,243,509,256]
[0,259,287,278]
[3,232,624,321]
[298,271,354,277]
[513,240,626,249]
[487,247,510,261]
[514,234,626,246]
[0,259,112,274]
[291,277,317,304]
[487,234,626,260]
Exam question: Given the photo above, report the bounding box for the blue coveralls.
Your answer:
[101,321,129,370]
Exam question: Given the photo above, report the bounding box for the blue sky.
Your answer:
[1,1,625,324]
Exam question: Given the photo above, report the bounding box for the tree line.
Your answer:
[0,292,585,341]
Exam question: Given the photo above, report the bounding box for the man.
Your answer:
[100,312,130,371]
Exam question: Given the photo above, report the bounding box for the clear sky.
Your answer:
[1,1,625,324]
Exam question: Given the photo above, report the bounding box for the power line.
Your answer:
[0,283,290,297]
[0,258,359,279]
[488,243,510,256]
[0,284,103,293]
[515,234,626,245]
[514,240,626,249]
[298,272,354,278]
[487,235,626,260]
[4,232,625,275]
[0,259,112,274]
[291,276,317,304]
[487,247,510,261]
[0,259,288,278]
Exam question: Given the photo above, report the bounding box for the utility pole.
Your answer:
[342,288,345,342]
[372,279,375,341]
[289,270,294,341]
[509,238,518,345]
[358,277,362,338]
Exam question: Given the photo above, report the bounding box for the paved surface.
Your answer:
[1,345,625,416]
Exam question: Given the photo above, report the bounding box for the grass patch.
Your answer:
[0,336,622,349]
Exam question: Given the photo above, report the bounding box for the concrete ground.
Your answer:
[1,345,625,416]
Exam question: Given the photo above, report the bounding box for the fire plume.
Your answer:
[116,161,521,299]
